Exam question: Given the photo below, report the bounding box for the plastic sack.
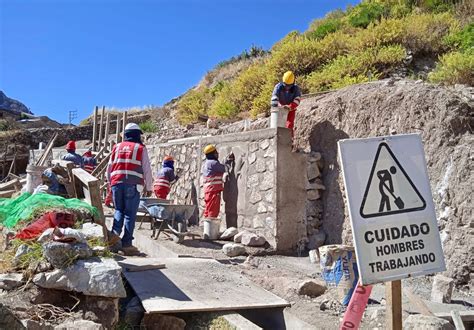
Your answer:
[15,211,75,240]
[0,193,98,229]
[319,244,359,306]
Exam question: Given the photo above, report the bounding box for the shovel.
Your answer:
[382,181,404,209]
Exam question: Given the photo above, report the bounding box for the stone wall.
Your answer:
[147,128,306,251]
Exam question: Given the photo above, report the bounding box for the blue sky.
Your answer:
[0,0,358,124]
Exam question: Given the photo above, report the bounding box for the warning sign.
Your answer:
[338,134,446,285]
[360,142,426,218]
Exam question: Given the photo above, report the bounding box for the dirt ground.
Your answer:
[128,222,474,329]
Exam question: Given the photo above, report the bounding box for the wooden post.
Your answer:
[122,111,128,137]
[386,280,402,330]
[115,116,121,143]
[92,106,98,151]
[98,106,105,150]
[103,113,111,151]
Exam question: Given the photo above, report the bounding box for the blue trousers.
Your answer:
[111,183,140,247]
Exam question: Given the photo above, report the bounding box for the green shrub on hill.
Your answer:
[429,50,474,85]
[175,0,471,123]
[139,120,158,133]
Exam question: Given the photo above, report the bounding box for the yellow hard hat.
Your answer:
[203,144,217,155]
[282,71,295,85]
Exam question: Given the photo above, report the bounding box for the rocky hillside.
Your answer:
[0,91,32,115]
[294,79,473,286]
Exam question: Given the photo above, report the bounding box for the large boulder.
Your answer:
[222,243,246,257]
[33,258,126,298]
[431,274,455,303]
[79,223,104,240]
[43,241,93,268]
[233,230,250,243]
[404,315,454,330]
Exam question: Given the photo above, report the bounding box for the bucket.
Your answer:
[25,165,47,193]
[203,218,220,240]
[270,107,289,128]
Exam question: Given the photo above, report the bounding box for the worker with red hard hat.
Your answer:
[153,155,180,199]
[61,140,84,168]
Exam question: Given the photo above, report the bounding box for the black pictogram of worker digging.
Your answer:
[360,142,426,219]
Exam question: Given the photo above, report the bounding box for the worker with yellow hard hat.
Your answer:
[153,155,180,199]
[270,71,302,137]
[201,144,234,220]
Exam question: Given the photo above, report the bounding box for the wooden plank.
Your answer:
[122,111,128,138]
[125,264,166,272]
[36,133,58,166]
[120,257,289,313]
[0,178,21,191]
[0,189,16,198]
[103,113,111,151]
[92,106,98,151]
[115,116,121,143]
[451,310,466,330]
[403,288,433,316]
[386,280,402,330]
[98,106,105,150]
[51,159,77,198]
[435,311,474,323]
[91,153,110,178]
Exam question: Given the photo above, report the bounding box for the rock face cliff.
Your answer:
[0,91,32,114]
[294,80,473,286]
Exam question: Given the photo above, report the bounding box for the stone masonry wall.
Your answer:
[146,128,307,251]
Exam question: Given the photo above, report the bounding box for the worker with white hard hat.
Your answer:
[107,122,153,255]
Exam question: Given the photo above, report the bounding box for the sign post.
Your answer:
[338,134,446,329]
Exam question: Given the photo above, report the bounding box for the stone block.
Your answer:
[33,257,126,298]
[306,179,325,190]
[297,279,327,297]
[43,241,93,269]
[222,243,246,257]
[307,189,321,200]
[249,152,257,165]
[307,162,321,180]
[0,273,24,290]
[253,216,265,229]
[249,190,262,204]
[266,159,275,171]
[264,190,273,203]
[241,233,266,247]
[264,148,275,158]
[80,223,104,240]
[256,158,266,173]
[431,274,454,303]
[249,142,259,153]
[404,315,454,330]
[259,139,270,150]
[257,203,268,214]
[260,172,274,191]
[247,173,259,188]
[220,227,238,240]
[233,231,250,243]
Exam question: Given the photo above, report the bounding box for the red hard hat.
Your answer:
[66,141,76,150]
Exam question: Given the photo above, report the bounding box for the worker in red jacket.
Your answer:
[82,149,97,174]
[107,123,153,255]
[153,155,179,199]
[201,145,234,219]
[270,71,302,137]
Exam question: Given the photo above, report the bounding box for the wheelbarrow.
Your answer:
[137,197,196,243]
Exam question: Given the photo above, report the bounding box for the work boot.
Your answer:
[121,245,140,256]
[107,231,121,246]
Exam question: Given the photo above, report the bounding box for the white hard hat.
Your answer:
[124,122,142,132]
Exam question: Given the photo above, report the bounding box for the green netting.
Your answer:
[0,193,99,229]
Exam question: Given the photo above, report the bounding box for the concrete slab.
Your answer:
[119,257,289,313]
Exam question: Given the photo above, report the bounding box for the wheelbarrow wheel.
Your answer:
[171,223,184,243]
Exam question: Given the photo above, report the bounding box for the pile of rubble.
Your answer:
[0,219,124,329]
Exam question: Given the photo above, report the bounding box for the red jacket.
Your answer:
[109,141,145,186]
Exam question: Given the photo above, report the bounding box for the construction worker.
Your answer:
[82,148,97,174]
[107,123,153,254]
[270,71,302,137]
[153,155,179,199]
[201,145,234,219]
[61,140,84,167]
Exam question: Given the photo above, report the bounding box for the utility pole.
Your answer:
[69,109,78,127]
